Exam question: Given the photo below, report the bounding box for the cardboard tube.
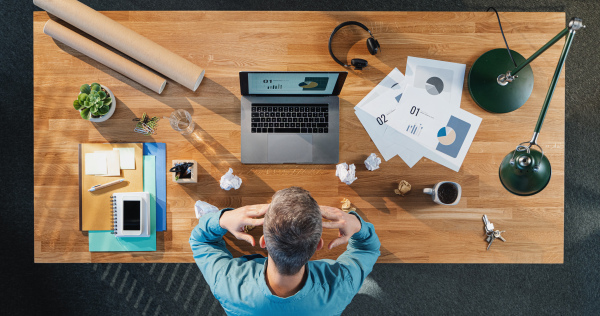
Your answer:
[34,0,205,91]
[43,20,167,94]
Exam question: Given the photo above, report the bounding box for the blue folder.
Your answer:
[143,143,166,231]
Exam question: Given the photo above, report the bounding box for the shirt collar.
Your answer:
[258,259,313,302]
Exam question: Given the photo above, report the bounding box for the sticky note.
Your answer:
[95,150,120,176]
[85,152,108,175]
[114,148,135,169]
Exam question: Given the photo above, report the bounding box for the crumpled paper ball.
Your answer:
[336,163,357,185]
[220,168,242,190]
[341,198,356,213]
[394,180,412,196]
[364,153,381,171]
[194,200,220,219]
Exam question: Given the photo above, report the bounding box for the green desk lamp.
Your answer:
[470,17,584,195]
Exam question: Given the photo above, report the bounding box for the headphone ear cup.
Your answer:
[366,38,380,55]
[351,58,368,70]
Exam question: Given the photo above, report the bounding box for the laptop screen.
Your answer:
[240,71,347,96]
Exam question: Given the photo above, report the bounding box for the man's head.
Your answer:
[261,187,323,275]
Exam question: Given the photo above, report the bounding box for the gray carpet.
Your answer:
[2,0,599,314]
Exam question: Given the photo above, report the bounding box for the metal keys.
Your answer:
[483,215,506,250]
[494,230,506,242]
[482,215,494,232]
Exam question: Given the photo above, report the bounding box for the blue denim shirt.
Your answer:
[189,209,381,316]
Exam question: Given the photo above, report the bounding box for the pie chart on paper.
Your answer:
[437,126,456,145]
[425,77,444,95]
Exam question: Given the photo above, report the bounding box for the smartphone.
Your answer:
[121,196,143,235]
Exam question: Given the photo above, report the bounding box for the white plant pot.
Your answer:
[78,85,116,123]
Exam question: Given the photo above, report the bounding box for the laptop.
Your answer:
[240,71,348,164]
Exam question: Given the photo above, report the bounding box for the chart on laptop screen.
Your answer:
[248,72,339,95]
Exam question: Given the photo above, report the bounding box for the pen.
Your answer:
[89,179,126,192]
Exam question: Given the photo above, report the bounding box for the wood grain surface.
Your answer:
[34,11,565,263]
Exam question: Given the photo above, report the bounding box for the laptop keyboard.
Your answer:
[250,104,329,133]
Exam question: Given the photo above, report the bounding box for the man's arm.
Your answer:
[321,207,381,293]
[189,208,234,289]
[189,204,268,291]
[335,212,380,292]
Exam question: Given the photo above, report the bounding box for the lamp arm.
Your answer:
[531,26,578,141]
[512,28,569,77]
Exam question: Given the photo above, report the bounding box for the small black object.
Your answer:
[487,7,517,68]
[350,58,369,70]
[328,21,380,70]
[169,162,193,173]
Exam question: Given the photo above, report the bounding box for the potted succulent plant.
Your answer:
[73,83,116,122]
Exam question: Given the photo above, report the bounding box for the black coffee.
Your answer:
[438,183,458,204]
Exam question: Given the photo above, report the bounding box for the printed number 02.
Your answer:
[376,114,388,125]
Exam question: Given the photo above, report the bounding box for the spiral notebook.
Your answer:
[111,192,150,237]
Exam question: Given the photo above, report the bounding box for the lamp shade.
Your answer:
[499,148,551,196]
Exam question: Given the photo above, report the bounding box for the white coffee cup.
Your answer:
[423,181,462,205]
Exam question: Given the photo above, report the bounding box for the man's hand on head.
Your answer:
[320,206,362,250]
[219,204,269,246]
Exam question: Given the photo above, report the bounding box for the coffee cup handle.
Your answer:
[423,188,434,195]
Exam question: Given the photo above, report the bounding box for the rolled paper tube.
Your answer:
[43,20,167,94]
[34,0,205,91]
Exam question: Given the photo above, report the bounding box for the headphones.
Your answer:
[328,21,380,70]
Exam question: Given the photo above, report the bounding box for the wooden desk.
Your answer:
[34,11,565,263]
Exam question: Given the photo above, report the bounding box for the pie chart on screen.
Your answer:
[437,126,456,145]
[425,77,444,95]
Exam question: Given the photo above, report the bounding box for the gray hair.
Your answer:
[264,187,322,275]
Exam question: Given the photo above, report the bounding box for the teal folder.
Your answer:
[88,155,157,252]
[143,143,166,232]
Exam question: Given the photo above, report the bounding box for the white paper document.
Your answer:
[355,108,422,167]
[404,56,466,109]
[355,67,407,119]
[353,57,481,172]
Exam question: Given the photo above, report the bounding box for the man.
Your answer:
[190,187,380,315]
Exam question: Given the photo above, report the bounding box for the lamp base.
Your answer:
[499,148,551,196]
[468,49,534,113]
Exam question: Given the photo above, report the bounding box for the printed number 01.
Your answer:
[410,106,420,116]
[376,114,388,125]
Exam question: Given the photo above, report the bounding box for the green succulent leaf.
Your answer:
[73,100,82,110]
[83,100,91,108]
[78,93,88,103]
[80,108,90,120]
[80,84,91,94]
[103,97,112,105]
[98,104,110,115]
[91,83,101,92]
[98,91,106,99]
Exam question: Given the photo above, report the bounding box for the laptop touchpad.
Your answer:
[267,134,313,163]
